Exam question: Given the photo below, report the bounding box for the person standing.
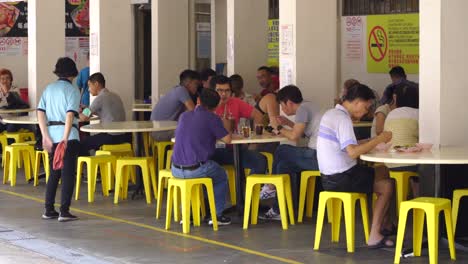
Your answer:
[37,57,81,222]
[76,53,90,106]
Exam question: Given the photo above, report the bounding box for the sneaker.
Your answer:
[58,212,79,222]
[260,185,277,200]
[208,215,231,226]
[41,210,59,220]
[258,208,281,221]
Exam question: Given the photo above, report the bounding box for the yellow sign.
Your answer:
[267,19,279,67]
[367,14,419,74]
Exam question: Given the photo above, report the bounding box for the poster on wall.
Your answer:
[280,24,293,55]
[267,19,279,67]
[343,16,363,62]
[367,14,419,74]
[66,0,89,37]
[0,1,27,37]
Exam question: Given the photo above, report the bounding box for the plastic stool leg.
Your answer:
[426,210,439,264]
[313,194,327,250]
[413,209,425,257]
[243,181,254,229]
[343,198,356,253]
[444,208,457,260]
[394,207,409,264]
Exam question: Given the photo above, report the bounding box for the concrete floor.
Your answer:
[0,174,465,264]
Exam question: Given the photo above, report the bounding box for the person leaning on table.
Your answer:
[171,88,232,226]
[317,84,394,249]
[37,57,81,222]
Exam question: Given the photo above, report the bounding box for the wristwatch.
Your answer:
[276,125,284,132]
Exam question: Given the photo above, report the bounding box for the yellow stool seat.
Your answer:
[394,197,456,264]
[114,157,156,204]
[297,170,321,223]
[3,144,35,186]
[75,155,116,203]
[221,165,237,206]
[165,177,218,234]
[389,171,418,215]
[243,174,295,230]
[452,188,468,235]
[152,141,174,171]
[33,150,50,186]
[5,131,35,143]
[314,191,370,253]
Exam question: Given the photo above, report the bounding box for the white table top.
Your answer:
[360,146,468,165]
[1,115,100,125]
[0,108,35,114]
[132,107,152,112]
[171,133,287,145]
[80,121,177,133]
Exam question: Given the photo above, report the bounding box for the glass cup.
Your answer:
[255,124,263,135]
[242,125,251,138]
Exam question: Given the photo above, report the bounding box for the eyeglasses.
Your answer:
[216,88,231,94]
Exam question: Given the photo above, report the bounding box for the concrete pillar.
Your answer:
[211,0,227,71]
[89,0,134,120]
[152,0,189,100]
[226,0,268,93]
[419,0,468,146]
[28,0,65,108]
[279,0,338,109]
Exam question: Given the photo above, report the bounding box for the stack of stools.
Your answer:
[2,143,35,186]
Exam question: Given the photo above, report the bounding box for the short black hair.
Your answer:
[257,66,273,74]
[88,72,106,87]
[53,57,78,78]
[394,83,419,108]
[200,87,220,110]
[381,85,396,105]
[208,75,218,89]
[277,85,303,104]
[200,68,216,81]
[230,74,244,97]
[179,69,201,84]
[215,75,231,89]
[343,84,376,102]
[389,66,406,79]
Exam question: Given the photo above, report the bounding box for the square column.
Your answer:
[151,0,189,99]
[419,0,468,146]
[279,0,338,108]
[89,0,134,119]
[28,0,65,108]
[226,0,268,93]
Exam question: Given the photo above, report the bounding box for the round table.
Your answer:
[80,121,176,133]
[353,121,372,128]
[0,108,35,115]
[132,107,152,112]
[1,115,99,125]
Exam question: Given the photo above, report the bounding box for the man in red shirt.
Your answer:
[212,75,267,176]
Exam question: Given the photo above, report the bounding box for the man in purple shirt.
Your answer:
[172,88,232,225]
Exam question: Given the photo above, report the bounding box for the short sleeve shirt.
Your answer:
[214,97,253,128]
[370,104,391,138]
[295,101,322,149]
[76,66,90,106]
[150,85,191,121]
[172,106,228,165]
[37,79,80,143]
[90,88,126,123]
[317,104,357,175]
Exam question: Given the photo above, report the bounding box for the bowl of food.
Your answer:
[393,145,423,153]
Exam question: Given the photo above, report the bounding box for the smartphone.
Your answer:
[82,107,92,117]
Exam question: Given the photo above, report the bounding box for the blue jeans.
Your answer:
[272,145,319,213]
[211,147,267,175]
[171,160,227,216]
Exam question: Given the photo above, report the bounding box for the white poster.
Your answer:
[0,37,27,56]
[65,37,89,70]
[280,57,294,86]
[280,24,293,55]
[343,16,363,62]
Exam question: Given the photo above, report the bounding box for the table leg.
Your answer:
[233,144,244,215]
[131,132,145,199]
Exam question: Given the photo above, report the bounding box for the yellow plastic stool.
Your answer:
[0,134,8,167]
[100,144,136,183]
[314,191,370,253]
[156,150,175,219]
[3,144,35,186]
[452,189,468,235]
[75,155,116,203]
[152,141,174,172]
[221,165,237,206]
[297,170,321,223]
[114,157,156,204]
[394,197,456,264]
[243,174,295,230]
[5,131,35,143]
[165,177,218,234]
[259,152,273,174]
[33,150,50,186]
[389,171,418,215]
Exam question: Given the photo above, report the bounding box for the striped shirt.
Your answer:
[317,104,357,175]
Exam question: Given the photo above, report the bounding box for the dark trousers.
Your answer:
[78,133,132,156]
[45,140,80,213]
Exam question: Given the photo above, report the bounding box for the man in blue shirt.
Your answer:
[317,84,394,249]
[380,66,418,104]
[37,57,81,222]
[76,53,90,106]
[172,88,232,225]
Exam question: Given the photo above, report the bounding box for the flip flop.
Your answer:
[381,224,397,236]
[368,236,395,249]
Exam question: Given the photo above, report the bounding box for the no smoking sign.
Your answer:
[368,26,388,62]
